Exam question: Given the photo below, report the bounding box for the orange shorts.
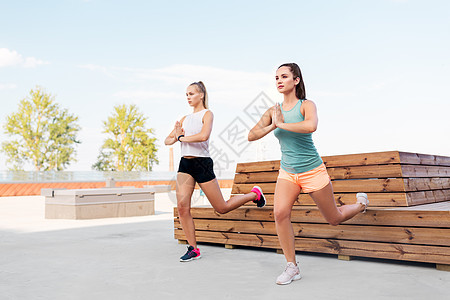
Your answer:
[277,163,330,193]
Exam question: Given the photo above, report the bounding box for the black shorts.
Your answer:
[178,157,216,183]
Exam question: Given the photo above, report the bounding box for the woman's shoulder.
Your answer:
[300,99,317,116]
[301,99,316,108]
[265,105,276,114]
[204,109,214,118]
[199,109,214,122]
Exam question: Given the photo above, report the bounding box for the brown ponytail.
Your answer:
[189,81,208,109]
[278,63,306,100]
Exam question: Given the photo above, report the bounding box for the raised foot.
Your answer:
[356,192,369,213]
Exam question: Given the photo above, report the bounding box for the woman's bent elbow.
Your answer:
[165,138,175,146]
[308,125,317,133]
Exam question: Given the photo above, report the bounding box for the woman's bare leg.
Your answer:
[176,172,197,247]
[199,178,257,214]
[273,179,301,264]
[308,182,364,226]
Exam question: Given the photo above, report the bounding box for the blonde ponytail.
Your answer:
[190,81,208,109]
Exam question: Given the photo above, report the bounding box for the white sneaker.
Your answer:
[276,262,301,285]
[356,193,369,213]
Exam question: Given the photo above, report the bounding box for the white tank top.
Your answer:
[180,109,210,157]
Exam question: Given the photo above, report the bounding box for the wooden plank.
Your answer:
[292,237,450,265]
[232,183,275,194]
[399,152,450,166]
[234,165,450,184]
[322,151,401,168]
[232,179,407,194]
[327,165,403,179]
[401,165,450,178]
[316,192,408,206]
[406,190,450,206]
[338,255,352,261]
[174,229,450,264]
[404,178,450,191]
[241,193,409,207]
[434,155,450,167]
[325,151,450,167]
[328,165,450,179]
[174,219,450,246]
[174,203,450,227]
[234,171,277,184]
[436,264,450,271]
[239,190,450,207]
[234,152,450,174]
[232,178,450,194]
[236,152,405,173]
[235,152,401,173]
[174,228,281,249]
[397,201,450,211]
[236,160,280,173]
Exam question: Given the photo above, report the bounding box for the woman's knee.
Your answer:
[325,215,341,226]
[274,206,291,223]
[213,204,228,214]
[322,208,345,226]
[177,202,191,217]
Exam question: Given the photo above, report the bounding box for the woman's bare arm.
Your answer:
[274,100,318,133]
[248,107,276,141]
[178,111,213,143]
[164,116,186,145]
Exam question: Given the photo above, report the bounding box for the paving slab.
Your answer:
[0,195,449,300]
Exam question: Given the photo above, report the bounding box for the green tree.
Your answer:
[1,86,81,171]
[92,104,158,171]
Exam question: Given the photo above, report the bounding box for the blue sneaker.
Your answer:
[180,246,201,262]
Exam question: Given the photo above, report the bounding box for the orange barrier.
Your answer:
[0,179,234,197]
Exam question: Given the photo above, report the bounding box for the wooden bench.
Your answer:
[174,151,450,271]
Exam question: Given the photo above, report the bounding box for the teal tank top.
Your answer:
[273,100,323,173]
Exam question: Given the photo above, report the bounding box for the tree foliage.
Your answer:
[92,104,158,171]
[1,86,81,171]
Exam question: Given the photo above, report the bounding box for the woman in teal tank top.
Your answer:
[248,63,369,285]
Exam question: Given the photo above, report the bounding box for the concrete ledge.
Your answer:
[42,185,170,219]
[45,201,155,219]
[44,188,156,205]
[144,185,172,193]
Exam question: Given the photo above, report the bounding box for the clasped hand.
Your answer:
[272,103,284,128]
[175,121,185,139]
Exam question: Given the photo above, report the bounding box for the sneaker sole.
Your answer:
[276,274,302,285]
[179,255,201,262]
[356,192,369,213]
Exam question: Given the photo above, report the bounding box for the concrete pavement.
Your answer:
[1,194,449,300]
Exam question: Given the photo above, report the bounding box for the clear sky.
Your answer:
[1,0,449,172]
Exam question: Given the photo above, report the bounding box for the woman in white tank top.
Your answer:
[164,81,266,262]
